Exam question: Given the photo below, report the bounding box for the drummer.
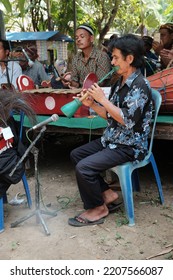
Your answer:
[152,22,173,69]
[63,23,112,88]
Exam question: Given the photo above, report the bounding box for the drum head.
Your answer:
[82,73,98,89]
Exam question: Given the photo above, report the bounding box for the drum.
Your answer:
[22,88,89,117]
[147,67,173,113]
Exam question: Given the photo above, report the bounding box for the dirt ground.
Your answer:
[0,134,173,260]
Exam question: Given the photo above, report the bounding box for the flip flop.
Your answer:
[107,202,123,213]
[68,216,105,227]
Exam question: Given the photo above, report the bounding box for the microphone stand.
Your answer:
[11,126,57,236]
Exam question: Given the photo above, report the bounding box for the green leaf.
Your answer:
[0,0,12,13]
[18,0,25,16]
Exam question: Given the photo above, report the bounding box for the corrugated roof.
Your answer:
[6,31,73,42]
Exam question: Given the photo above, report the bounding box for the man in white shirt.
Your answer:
[0,40,22,89]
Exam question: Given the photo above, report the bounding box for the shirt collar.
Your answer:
[78,45,96,59]
[125,69,141,88]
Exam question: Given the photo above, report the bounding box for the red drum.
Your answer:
[22,88,89,117]
[147,67,173,113]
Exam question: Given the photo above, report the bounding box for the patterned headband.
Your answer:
[159,23,173,33]
[77,25,94,35]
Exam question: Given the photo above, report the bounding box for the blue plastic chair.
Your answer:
[110,88,164,226]
[0,197,4,233]
[0,112,32,233]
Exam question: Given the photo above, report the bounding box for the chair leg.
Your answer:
[3,193,8,204]
[20,111,32,208]
[132,169,140,192]
[0,197,4,233]
[113,165,135,226]
[150,153,164,204]
[19,111,25,139]
[22,173,32,208]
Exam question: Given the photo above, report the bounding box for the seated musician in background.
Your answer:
[50,58,71,89]
[152,23,173,69]
[141,36,159,77]
[15,45,50,88]
[0,40,22,90]
[63,23,112,89]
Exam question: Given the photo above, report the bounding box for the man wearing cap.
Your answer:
[66,23,112,88]
[19,45,50,87]
[152,23,173,69]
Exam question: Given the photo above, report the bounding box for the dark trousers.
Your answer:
[70,138,134,209]
[0,179,10,198]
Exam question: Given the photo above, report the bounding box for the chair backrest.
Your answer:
[148,88,162,155]
[17,75,35,91]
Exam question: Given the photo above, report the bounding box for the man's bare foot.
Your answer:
[102,189,119,205]
[77,204,109,222]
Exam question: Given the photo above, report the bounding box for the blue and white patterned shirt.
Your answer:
[101,69,153,162]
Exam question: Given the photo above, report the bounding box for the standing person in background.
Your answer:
[68,34,153,227]
[18,45,50,87]
[152,23,173,69]
[64,23,112,88]
[0,40,22,90]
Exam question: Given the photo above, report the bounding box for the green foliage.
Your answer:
[116,0,141,34]
[0,0,12,13]
[17,0,25,17]
[1,0,173,38]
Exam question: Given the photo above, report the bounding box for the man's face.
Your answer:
[111,48,133,76]
[75,29,93,50]
[18,52,28,70]
[160,29,173,48]
[0,42,9,60]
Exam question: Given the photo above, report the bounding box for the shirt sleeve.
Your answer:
[71,55,79,83]
[38,63,50,82]
[95,51,112,81]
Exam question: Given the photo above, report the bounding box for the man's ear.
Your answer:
[6,49,10,57]
[90,35,94,43]
[127,54,134,64]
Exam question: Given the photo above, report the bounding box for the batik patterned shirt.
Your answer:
[71,46,111,87]
[101,69,153,162]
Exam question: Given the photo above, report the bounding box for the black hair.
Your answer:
[0,40,10,51]
[142,36,153,47]
[109,34,145,68]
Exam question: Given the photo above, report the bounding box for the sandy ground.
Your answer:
[0,134,173,260]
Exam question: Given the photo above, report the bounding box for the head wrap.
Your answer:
[159,23,173,33]
[76,24,94,35]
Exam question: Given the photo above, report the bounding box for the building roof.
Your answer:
[6,31,73,42]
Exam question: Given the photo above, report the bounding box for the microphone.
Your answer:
[29,114,59,131]
[22,48,35,67]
